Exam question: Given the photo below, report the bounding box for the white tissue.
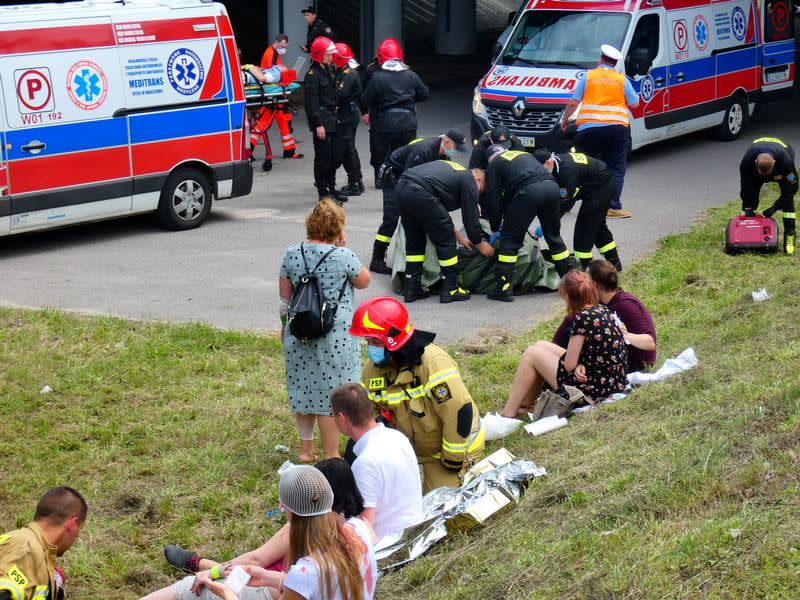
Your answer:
[752,288,769,302]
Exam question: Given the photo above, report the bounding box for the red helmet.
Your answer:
[310,36,335,63]
[377,38,403,65]
[333,43,354,68]
[350,296,414,351]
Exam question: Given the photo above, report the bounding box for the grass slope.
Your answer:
[1,203,798,599]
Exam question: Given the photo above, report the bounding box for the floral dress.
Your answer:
[556,304,628,400]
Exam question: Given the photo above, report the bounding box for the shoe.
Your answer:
[404,272,431,303]
[331,191,348,204]
[339,181,363,197]
[439,268,470,303]
[370,259,391,274]
[164,545,201,573]
[283,150,304,159]
[785,233,795,255]
[487,264,514,302]
[262,160,272,172]
[607,208,632,219]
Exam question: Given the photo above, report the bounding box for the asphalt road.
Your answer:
[1,86,798,343]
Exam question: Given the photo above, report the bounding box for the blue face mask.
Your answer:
[444,148,458,160]
[367,345,388,365]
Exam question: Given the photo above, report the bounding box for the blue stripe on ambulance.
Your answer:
[228,101,245,131]
[6,119,129,161]
[717,46,759,75]
[129,103,232,144]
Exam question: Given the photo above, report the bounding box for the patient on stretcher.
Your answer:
[242,63,287,86]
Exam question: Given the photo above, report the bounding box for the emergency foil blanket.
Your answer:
[374,458,546,572]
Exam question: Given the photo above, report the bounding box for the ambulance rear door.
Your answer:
[0,17,132,233]
[0,80,8,236]
[759,0,794,98]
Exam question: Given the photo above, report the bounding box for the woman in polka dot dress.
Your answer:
[279,199,371,461]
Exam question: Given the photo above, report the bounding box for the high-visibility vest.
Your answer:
[577,68,630,127]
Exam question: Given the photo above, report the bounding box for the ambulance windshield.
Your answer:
[499,11,631,69]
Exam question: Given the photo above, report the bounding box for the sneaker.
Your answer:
[164,544,201,573]
[607,208,632,219]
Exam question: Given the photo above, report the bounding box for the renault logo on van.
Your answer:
[512,99,525,119]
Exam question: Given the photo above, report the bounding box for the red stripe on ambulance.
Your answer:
[0,24,115,55]
[131,132,231,175]
[200,43,225,100]
[114,17,218,45]
[9,147,130,195]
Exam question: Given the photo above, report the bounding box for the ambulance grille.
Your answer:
[486,106,562,134]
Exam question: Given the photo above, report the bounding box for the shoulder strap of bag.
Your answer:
[300,242,339,276]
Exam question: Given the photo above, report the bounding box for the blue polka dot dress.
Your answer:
[280,242,363,415]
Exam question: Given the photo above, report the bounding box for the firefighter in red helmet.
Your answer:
[350,296,485,492]
[332,43,364,197]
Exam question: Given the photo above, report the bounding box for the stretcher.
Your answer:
[244,69,300,160]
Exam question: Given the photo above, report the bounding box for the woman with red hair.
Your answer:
[499,270,627,417]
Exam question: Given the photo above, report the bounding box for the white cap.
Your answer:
[600,44,623,62]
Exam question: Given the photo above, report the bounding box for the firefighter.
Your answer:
[560,44,639,219]
[0,486,87,600]
[332,43,364,197]
[396,159,494,303]
[482,144,572,301]
[370,128,468,275]
[468,125,525,171]
[350,296,485,492]
[300,6,336,53]
[252,33,303,172]
[303,37,346,203]
[740,136,797,254]
[534,148,623,271]
[360,38,430,188]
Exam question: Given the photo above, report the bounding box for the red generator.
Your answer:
[725,215,780,254]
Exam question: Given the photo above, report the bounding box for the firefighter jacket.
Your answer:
[400,160,485,245]
[305,18,336,53]
[739,137,798,209]
[304,64,338,132]
[484,150,554,231]
[335,66,362,128]
[552,151,612,213]
[385,137,441,180]
[361,344,485,471]
[0,522,60,600]
[468,132,524,170]
[359,67,430,133]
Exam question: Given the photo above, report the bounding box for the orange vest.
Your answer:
[260,46,282,69]
[577,67,630,128]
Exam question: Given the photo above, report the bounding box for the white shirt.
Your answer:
[283,517,377,600]
[352,423,422,539]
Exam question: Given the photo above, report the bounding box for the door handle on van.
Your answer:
[654,77,665,86]
[21,141,46,154]
[675,72,685,82]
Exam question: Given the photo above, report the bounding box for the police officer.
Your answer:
[468,125,524,171]
[482,144,572,301]
[560,44,639,219]
[300,6,336,54]
[349,296,485,493]
[396,160,494,303]
[369,129,468,275]
[303,37,346,203]
[1,486,87,600]
[360,38,430,188]
[332,43,364,197]
[740,136,798,254]
[534,149,623,271]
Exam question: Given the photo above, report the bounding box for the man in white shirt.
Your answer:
[331,383,422,539]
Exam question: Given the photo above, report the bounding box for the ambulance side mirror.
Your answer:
[507,11,516,25]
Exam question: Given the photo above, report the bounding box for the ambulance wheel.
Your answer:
[157,168,213,230]
[715,97,746,141]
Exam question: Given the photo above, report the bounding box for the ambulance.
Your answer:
[472,0,795,152]
[0,0,252,237]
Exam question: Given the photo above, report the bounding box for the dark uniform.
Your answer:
[550,152,622,270]
[484,149,571,299]
[370,136,443,273]
[335,64,363,194]
[304,62,342,200]
[304,17,335,53]
[740,136,797,253]
[396,160,484,303]
[360,65,430,185]
[468,130,524,170]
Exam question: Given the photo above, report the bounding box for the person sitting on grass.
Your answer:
[143,459,374,600]
[499,269,628,418]
[552,259,656,373]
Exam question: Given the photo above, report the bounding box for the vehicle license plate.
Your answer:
[519,136,536,147]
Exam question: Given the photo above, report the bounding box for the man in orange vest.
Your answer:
[560,44,639,219]
[252,33,304,172]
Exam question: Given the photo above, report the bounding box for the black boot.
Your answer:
[487,263,514,302]
[554,258,573,278]
[262,159,272,172]
[579,257,593,270]
[339,180,364,196]
[370,241,392,274]
[602,248,623,271]
[404,270,431,303]
[327,179,348,204]
[439,266,470,303]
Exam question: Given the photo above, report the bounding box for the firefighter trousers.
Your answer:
[499,180,567,262]
[336,123,362,184]
[573,179,616,257]
[313,133,340,196]
[396,179,457,271]
[369,128,416,176]
[421,460,466,493]
[375,182,399,243]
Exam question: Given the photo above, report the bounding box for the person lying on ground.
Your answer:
[143,459,373,600]
[499,269,628,418]
[552,259,656,372]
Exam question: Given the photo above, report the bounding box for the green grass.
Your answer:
[2,202,799,599]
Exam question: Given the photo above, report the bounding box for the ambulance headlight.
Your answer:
[472,87,487,120]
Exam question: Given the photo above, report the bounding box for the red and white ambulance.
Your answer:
[0,0,252,237]
[472,0,795,151]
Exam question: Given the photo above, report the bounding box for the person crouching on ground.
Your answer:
[499,270,628,417]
